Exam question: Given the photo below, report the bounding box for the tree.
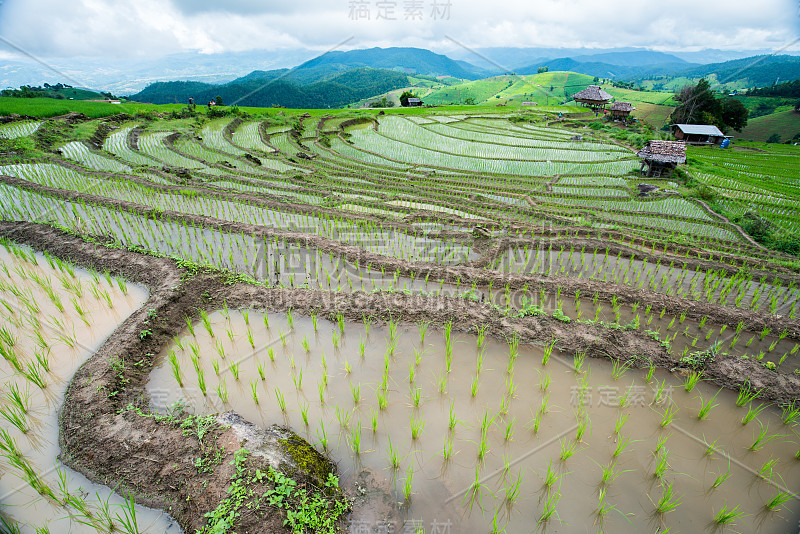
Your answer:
[593,77,599,84]
[766,133,782,144]
[399,90,417,107]
[464,97,475,105]
[720,98,748,131]
[215,95,224,106]
[537,66,549,73]
[670,78,749,132]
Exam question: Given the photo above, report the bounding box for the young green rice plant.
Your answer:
[684,371,702,392]
[249,380,259,404]
[286,308,294,329]
[199,310,213,337]
[228,361,240,380]
[410,384,422,407]
[749,422,784,451]
[542,340,555,366]
[613,434,634,458]
[410,414,425,440]
[316,421,328,451]
[781,401,799,426]
[697,389,721,420]
[614,413,629,436]
[350,383,361,405]
[653,450,670,480]
[758,458,777,480]
[168,351,183,387]
[215,380,228,403]
[299,401,309,426]
[560,437,576,461]
[387,437,400,470]
[0,404,28,433]
[611,358,633,380]
[274,387,286,413]
[539,484,562,524]
[660,403,678,427]
[195,366,206,396]
[742,403,767,425]
[348,422,362,456]
[505,468,523,505]
[653,482,681,514]
[539,372,551,392]
[21,362,47,389]
[573,351,586,373]
[764,491,792,512]
[713,503,745,525]
[211,358,220,376]
[3,383,29,415]
[736,381,762,407]
[541,459,564,488]
[711,459,731,489]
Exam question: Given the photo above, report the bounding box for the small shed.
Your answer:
[671,124,727,145]
[609,101,634,119]
[571,85,612,110]
[407,98,423,107]
[637,140,686,177]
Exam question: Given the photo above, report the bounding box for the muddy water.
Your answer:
[0,245,180,533]
[148,310,800,534]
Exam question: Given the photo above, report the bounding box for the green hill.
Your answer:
[130,67,409,109]
[738,109,800,143]
[423,72,596,106]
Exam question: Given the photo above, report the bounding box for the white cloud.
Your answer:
[0,0,796,60]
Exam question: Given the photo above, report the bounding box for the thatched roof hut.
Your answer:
[609,101,634,118]
[637,140,686,177]
[572,85,612,109]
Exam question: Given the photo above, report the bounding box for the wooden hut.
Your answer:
[407,97,423,107]
[609,101,634,120]
[671,124,727,145]
[637,140,686,177]
[572,85,612,110]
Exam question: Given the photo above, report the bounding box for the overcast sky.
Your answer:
[0,0,798,60]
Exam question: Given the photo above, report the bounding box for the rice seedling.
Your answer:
[21,362,47,389]
[387,437,400,469]
[660,403,678,427]
[410,414,425,440]
[560,437,576,461]
[505,468,523,504]
[0,405,28,433]
[573,351,586,373]
[653,450,670,479]
[299,401,309,426]
[228,361,240,380]
[250,380,259,404]
[350,383,361,404]
[215,380,228,403]
[611,358,633,380]
[758,458,777,480]
[781,401,799,426]
[653,482,681,514]
[614,413,629,435]
[711,460,731,489]
[349,422,362,455]
[749,422,784,451]
[697,389,721,420]
[764,491,793,511]
[539,485,562,524]
[714,503,745,525]
[168,351,183,387]
[742,403,767,425]
[684,371,702,392]
[274,387,286,412]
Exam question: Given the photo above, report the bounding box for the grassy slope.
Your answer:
[738,109,800,142]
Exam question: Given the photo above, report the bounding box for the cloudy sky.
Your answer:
[0,0,798,61]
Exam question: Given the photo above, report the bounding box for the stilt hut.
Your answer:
[637,140,686,177]
[609,101,634,120]
[572,85,612,110]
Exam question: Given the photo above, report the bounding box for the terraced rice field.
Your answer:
[0,109,798,534]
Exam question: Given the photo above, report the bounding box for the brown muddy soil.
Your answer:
[0,221,798,532]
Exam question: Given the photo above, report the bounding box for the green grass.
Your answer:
[738,109,800,143]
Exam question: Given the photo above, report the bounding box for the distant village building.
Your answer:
[637,140,686,177]
[671,124,728,145]
[521,102,538,106]
[407,97,423,107]
[571,85,612,110]
[609,101,634,119]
